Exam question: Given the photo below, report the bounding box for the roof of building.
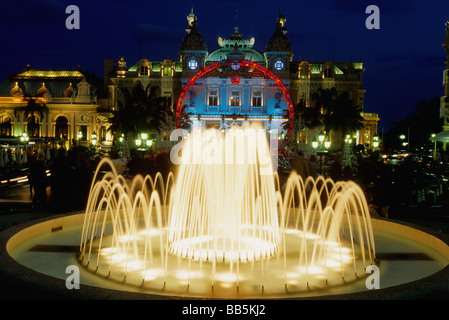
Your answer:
[9,69,85,80]
[205,26,266,65]
[0,68,105,99]
[265,14,292,53]
[179,10,208,52]
[0,79,75,98]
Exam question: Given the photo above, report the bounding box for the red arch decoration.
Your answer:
[175,59,294,147]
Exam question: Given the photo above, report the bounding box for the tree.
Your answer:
[177,105,193,130]
[14,95,49,137]
[281,98,323,149]
[108,83,170,140]
[384,97,442,150]
[311,88,364,150]
[323,91,365,147]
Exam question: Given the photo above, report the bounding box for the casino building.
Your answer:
[0,9,379,153]
[105,9,379,151]
[0,66,108,148]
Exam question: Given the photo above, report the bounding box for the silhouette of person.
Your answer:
[308,155,320,178]
[290,151,310,181]
[330,156,343,182]
[29,153,47,208]
[50,147,70,210]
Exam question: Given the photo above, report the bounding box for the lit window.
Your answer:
[208,89,219,106]
[229,91,240,106]
[188,60,198,70]
[252,91,262,107]
[163,66,172,76]
[274,60,284,71]
[140,66,149,76]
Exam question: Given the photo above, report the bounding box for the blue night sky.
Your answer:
[0,0,448,133]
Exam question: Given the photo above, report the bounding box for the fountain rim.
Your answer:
[0,212,448,300]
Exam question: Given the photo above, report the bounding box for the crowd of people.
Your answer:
[27,146,95,212]
[18,143,449,221]
[288,151,396,219]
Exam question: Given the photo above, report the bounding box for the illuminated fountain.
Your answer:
[78,124,376,298]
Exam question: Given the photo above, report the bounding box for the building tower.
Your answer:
[264,12,293,75]
[179,9,208,74]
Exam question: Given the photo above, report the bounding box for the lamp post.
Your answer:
[20,132,29,144]
[312,131,331,176]
[373,134,379,149]
[135,133,153,151]
[91,131,97,151]
[431,133,437,159]
[399,133,409,150]
[135,134,142,148]
[77,130,83,146]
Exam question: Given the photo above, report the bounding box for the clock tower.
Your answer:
[264,13,293,75]
[179,9,208,74]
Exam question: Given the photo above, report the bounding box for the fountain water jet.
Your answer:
[78,124,377,297]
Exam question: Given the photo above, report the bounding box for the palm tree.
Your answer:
[282,99,323,147]
[14,95,49,137]
[108,83,170,142]
[176,105,193,130]
[322,90,365,149]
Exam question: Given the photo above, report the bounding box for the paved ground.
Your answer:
[0,183,56,231]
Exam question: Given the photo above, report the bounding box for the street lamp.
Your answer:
[77,130,83,140]
[135,132,153,150]
[318,130,325,143]
[431,133,437,159]
[20,132,29,144]
[135,134,142,147]
[312,131,331,176]
[91,131,97,146]
[373,134,379,149]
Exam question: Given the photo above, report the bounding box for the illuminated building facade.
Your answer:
[0,9,379,151]
[106,10,379,150]
[433,20,449,149]
[0,66,109,147]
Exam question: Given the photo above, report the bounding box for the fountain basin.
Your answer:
[1,212,448,299]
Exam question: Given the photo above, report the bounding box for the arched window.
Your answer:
[96,116,109,142]
[55,116,68,140]
[27,115,40,138]
[0,115,12,136]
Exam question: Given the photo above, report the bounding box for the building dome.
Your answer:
[179,9,208,52]
[180,28,208,52]
[206,47,266,64]
[205,26,267,65]
[265,14,292,53]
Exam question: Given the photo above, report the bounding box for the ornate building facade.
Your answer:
[0,9,380,154]
[106,10,379,151]
[0,66,109,149]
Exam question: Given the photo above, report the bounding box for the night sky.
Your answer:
[0,0,448,133]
